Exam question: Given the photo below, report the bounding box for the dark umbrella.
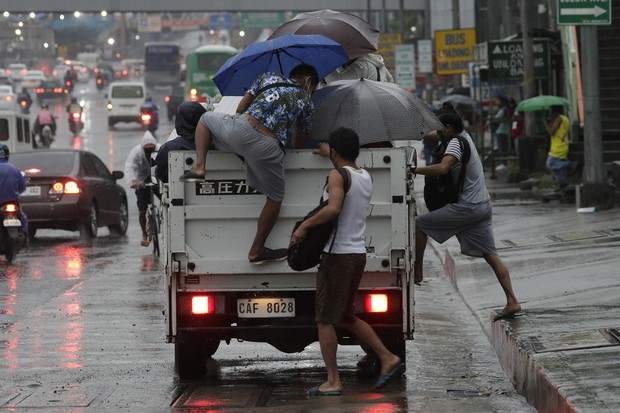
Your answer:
[310,79,444,145]
[268,9,379,59]
[213,34,349,96]
[435,94,482,113]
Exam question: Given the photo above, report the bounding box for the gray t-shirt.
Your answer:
[444,132,490,204]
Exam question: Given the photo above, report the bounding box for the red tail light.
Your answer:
[141,114,151,122]
[192,296,214,314]
[3,203,18,213]
[20,100,27,107]
[164,96,170,103]
[365,294,388,313]
[66,81,71,86]
[50,180,80,194]
[96,78,102,84]
[72,112,81,119]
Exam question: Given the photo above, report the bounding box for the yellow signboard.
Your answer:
[378,33,402,72]
[435,28,476,75]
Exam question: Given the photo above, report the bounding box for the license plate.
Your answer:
[3,218,21,227]
[237,298,295,318]
[24,186,41,196]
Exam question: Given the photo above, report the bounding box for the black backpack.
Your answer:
[423,135,471,211]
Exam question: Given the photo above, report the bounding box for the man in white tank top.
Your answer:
[291,127,404,396]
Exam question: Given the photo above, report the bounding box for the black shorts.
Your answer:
[135,187,150,212]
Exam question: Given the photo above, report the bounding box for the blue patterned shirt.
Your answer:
[245,72,314,145]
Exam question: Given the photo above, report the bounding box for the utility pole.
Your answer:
[580,27,604,185]
[521,0,536,137]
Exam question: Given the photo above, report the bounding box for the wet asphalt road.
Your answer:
[0,79,536,412]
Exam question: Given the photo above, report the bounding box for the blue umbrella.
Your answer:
[213,34,349,96]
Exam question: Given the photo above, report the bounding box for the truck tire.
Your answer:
[174,340,219,379]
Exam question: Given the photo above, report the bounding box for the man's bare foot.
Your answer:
[380,355,402,376]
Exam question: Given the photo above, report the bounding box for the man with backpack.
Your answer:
[413,110,522,322]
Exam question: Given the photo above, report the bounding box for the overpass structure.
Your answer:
[0,0,427,13]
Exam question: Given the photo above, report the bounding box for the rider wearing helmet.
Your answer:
[33,103,57,137]
[66,96,83,115]
[0,144,29,240]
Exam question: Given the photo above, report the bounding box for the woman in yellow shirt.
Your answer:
[543,105,570,191]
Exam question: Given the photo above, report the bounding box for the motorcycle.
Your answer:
[140,105,158,134]
[39,124,54,148]
[96,76,105,91]
[18,96,32,114]
[68,110,84,135]
[0,201,26,264]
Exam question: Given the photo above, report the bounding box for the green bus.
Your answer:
[184,45,238,102]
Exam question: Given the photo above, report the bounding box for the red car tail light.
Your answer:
[192,296,215,314]
[164,96,170,103]
[365,294,389,313]
[49,181,80,195]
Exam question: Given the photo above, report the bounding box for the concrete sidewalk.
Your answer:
[416,172,620,413]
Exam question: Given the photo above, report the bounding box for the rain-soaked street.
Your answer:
[0,79,536,412]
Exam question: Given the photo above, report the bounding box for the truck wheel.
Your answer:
[385,337,406,371]
[203,339,220,358]
[175,340,209,379]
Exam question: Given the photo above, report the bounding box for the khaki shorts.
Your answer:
[315,253,366,325]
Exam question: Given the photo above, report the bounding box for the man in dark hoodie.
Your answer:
[155,101,207,183]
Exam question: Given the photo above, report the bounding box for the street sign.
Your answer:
[395,44,415,90]
[434,28,476,75]
[209,13,233,30]
[557,0,612,25]
[487,39,551,81]
[240,12,286,29]
[417,39,433,74]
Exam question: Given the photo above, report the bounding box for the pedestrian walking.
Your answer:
[413,110,522,321]
[543,105,570,191]
[291,127,404,395]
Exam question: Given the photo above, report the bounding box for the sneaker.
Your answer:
[249,247,288,265]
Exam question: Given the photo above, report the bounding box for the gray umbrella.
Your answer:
[435,94,482,113]
[310,79,444,145]
[268,9,379,60]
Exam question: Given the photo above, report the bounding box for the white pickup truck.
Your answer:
[162,99,417,379]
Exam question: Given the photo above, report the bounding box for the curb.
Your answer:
[432,242,578,413]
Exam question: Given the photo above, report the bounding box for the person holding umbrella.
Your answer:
[180,64,319,264]
[543,105,570,191]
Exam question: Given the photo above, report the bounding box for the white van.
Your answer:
[0,110,35,153]
[106,81,146,128]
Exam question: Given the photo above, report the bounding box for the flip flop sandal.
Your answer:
[179,170,205,182]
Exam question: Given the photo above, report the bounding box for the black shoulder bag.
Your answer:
[287,168,349,271]
[423,136,471,211]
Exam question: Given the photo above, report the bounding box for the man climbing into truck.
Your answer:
[179,64,319,264]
